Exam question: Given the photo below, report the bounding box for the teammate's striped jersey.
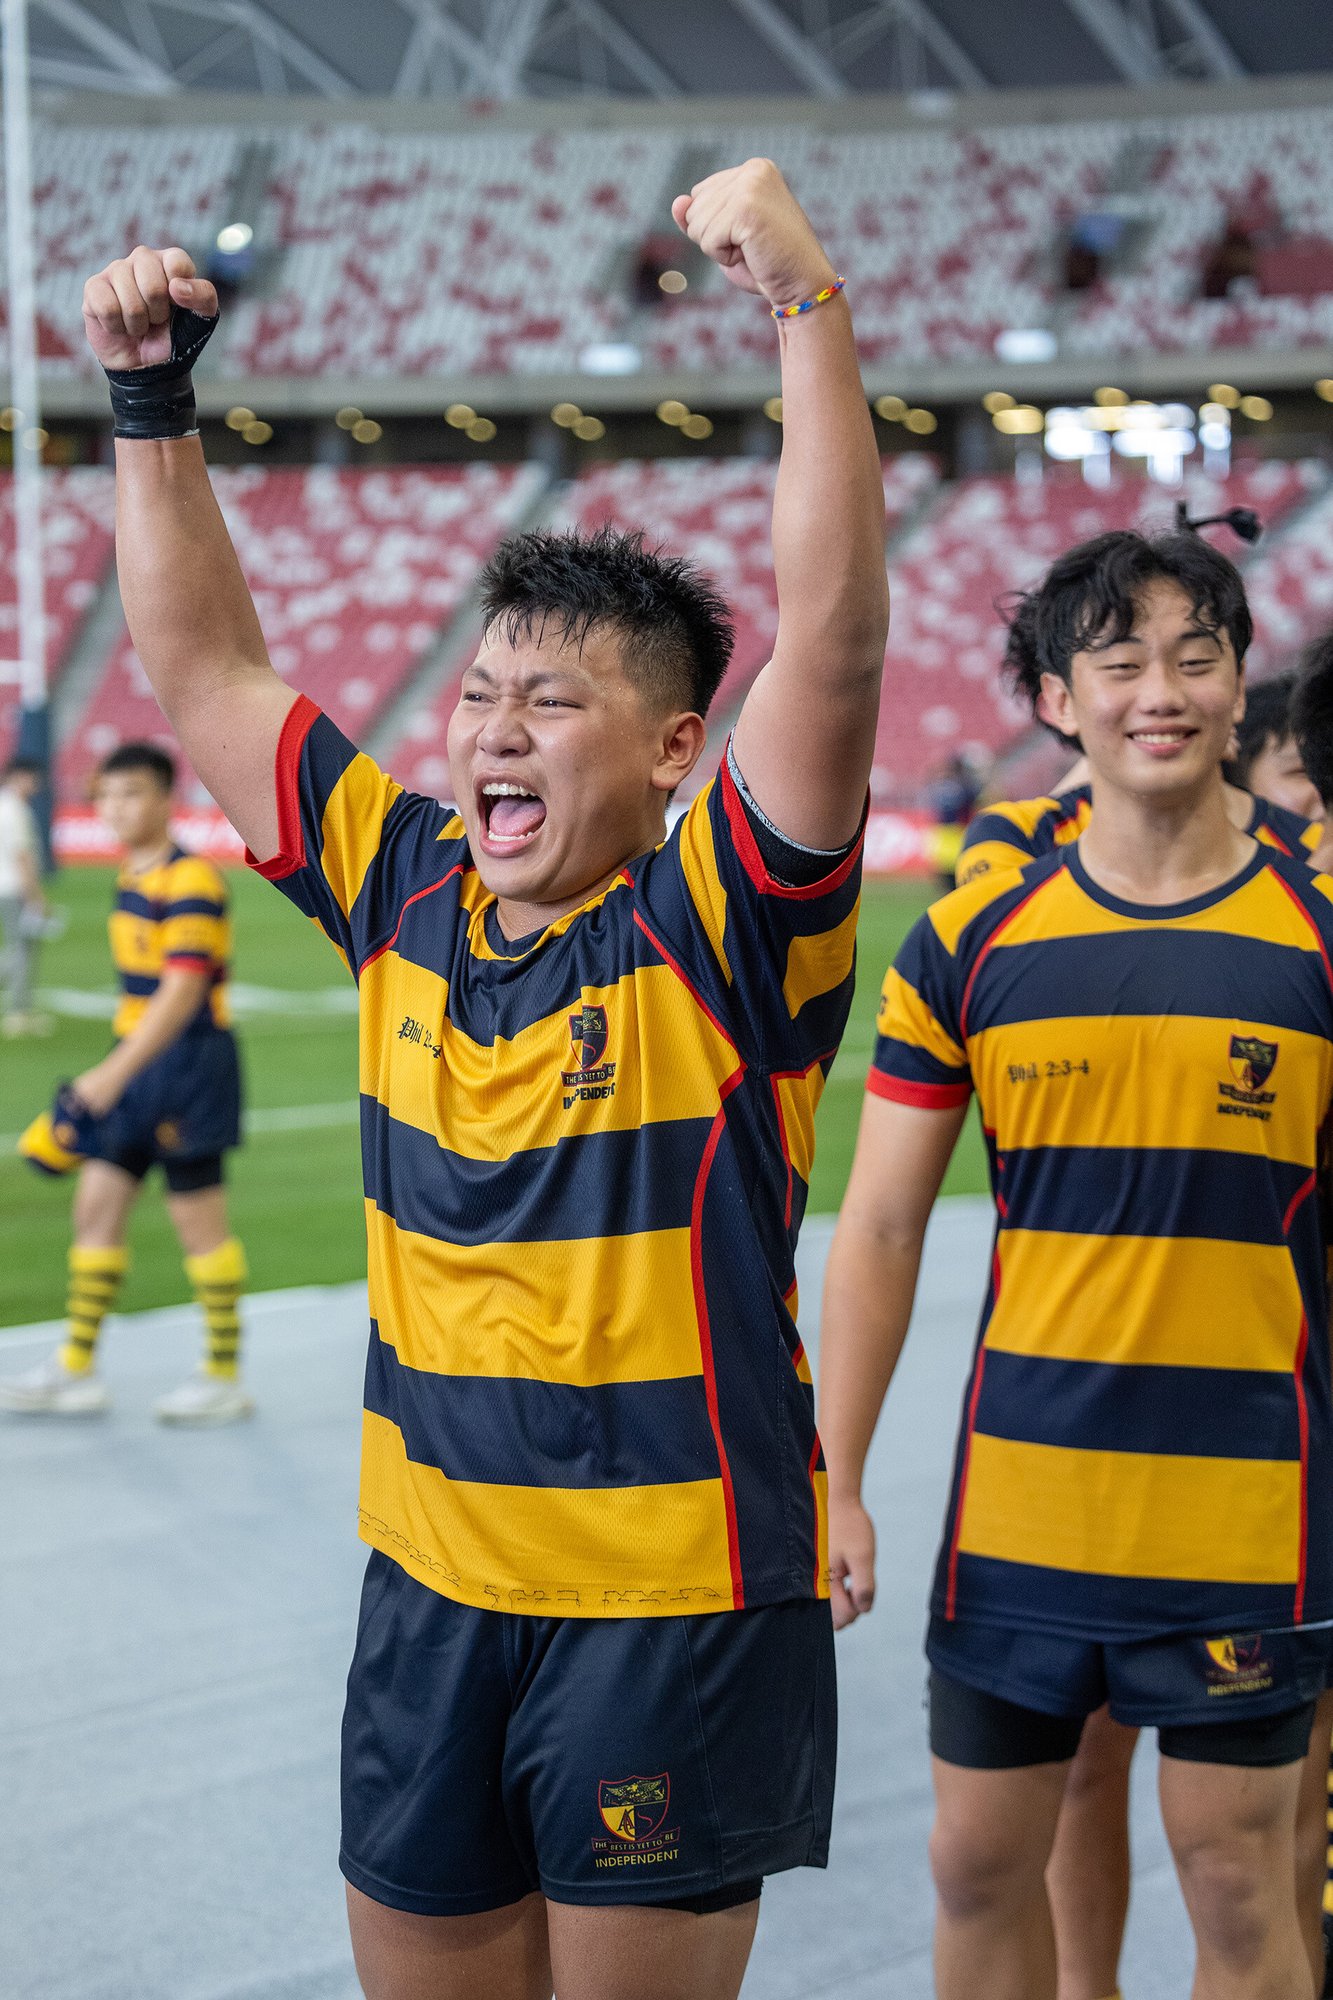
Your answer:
[871,843,1333,1641]
[109,844,232,1036]
[252,694,862,1618]
[956,782,1319,887]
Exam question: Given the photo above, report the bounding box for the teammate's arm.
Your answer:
[818,1093,968,1630]
[82,248,295,862]
[673,161,889,849]
[72,965,211,1117]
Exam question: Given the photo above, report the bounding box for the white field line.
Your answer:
[0,1098,361,1153]
[37,983,359,1020]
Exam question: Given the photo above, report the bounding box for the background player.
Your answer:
[0,742,251,1424]
[76,155,888,2000]
[1235,671,1325,824]
[821,527,1333,2000]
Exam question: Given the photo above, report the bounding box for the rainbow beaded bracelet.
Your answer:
[770,275,846,321]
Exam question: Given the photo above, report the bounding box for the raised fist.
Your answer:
[671,159,836,316]
[82,247,217,372]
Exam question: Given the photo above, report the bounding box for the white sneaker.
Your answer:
[0,1352,110,1414]
[154,1370,256,1426]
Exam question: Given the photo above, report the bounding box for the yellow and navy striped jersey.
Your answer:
[251,694,863,1618]
[956,782,1319,887]
[871,842,1333,1641]
[110,843,232,1037]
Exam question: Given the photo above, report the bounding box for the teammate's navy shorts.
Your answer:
[88,1024,241,1190]
[928,1613,1330,1768]
[340,1550,836,1916]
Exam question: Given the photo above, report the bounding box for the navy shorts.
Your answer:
[928,1613,1331,1766]
[340,1550,836,1916]
[89,1025,241,1185]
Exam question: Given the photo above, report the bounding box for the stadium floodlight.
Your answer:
[994,328,1057,364]
[578,342,641,375]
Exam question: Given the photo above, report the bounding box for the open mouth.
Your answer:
[479,779,547,851]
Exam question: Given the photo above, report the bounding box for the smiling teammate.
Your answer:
[821,529,1333,2000]
[959,588,1321,2000]
[957,657,1318,893]
[78,158,888,2000]
[957,568,1320,2000]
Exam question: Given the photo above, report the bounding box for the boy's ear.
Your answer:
[1039,671,1079,740]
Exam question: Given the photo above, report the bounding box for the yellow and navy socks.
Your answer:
[185,1237,248,1381]
[59,1245,129,1375]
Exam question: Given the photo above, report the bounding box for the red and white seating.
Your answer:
[13,106,1333,378]
[58,463,543,801]
[1067,107,1333,359]
[3,127,241,374]
[872,461,1324,797]
[0,468,115,760]
[383,453,940,801]
[643,121,1121,373]
[225,127,677,378]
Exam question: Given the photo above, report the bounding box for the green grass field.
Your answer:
[0,870,988,1326]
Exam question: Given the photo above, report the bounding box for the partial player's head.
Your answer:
[449,526,733,907]
[1291,634,1333,819]
[1229,670,1321,820]
[2,754,43,801]
[94,741,176,849]
[1004,530,1249,800]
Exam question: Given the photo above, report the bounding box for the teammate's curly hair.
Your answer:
[1291,634,1333,813]
[478,525,735,717]
[1002,530,1252,736]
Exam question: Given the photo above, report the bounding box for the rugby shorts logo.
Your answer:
[1217,1033,1279,1121]
[1202,1634,1274,1696]
[561,1002,617,1110]
[591,1772,681,1869]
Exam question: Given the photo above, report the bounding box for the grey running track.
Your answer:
[0,1201,1195,1999]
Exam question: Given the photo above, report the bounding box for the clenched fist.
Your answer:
[82,246,217,372]
[671,158,837,316]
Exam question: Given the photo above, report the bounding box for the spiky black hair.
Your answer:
[477,524,735,716]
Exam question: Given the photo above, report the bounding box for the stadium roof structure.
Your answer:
[18,0,1333,103]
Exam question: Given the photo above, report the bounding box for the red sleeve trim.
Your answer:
[866,1070,971,1109]
[245,693,320,882]
[163,954,215,974]
[719,745,865,901]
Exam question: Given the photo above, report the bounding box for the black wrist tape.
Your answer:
[104,305,219,440]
